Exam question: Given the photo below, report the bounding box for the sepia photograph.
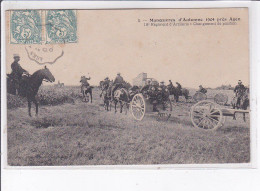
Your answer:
[4,8,250,166]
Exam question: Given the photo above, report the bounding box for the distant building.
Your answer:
[133,73,147,87]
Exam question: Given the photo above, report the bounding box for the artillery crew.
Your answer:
[141,80,151,93]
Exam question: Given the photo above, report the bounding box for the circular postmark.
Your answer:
[25,44,64,65]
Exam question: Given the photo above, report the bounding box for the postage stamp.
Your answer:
[46,10,77,43]
[10,10,42,44]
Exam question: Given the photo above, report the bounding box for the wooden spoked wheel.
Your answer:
[190,100,223,130]
[130,93,146,121]
[193,92,207,102]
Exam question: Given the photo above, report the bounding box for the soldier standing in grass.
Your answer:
[234,80,246,107]
[234,80,246,96]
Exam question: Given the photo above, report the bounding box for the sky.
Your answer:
[6,8,249,88]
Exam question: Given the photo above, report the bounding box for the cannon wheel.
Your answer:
[190,100,223,130]
[130,93,146,121]
[193,92,207,102]
[214,93,228,105]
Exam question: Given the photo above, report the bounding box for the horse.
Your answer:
[167,85,189,102]
[99,80,104,90]
[7,66,55,117]
[113,88,130,113]
[102,90,110,111]
[82,85,94,103]
[231,88,249,121]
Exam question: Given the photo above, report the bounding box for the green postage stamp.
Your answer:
[10,10,42,44]
[46,10,77,44]
[10,10,77,44]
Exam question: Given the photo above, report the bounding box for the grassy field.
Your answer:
[7,86,250,166]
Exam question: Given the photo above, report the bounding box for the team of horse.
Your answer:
[7,68,250,120]
[99,80,189,114]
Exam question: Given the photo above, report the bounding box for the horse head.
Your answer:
[41,66,55,83]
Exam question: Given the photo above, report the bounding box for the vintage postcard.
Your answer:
[4,8,251,166]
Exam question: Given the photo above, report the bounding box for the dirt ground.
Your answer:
[7,88,250,166]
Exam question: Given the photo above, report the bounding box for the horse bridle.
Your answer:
[43,79,50,82]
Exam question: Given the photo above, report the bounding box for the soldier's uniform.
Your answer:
[234,81,246,106]
[100,77,110,97]
[199,85,207,94]
[159,82,166,91]
[80,76,91,93]
[111,73,125,98]
[102,78,110,90]
[10,54,28,94]
[140,81,151,93]
[168,80,173,88]
[234,82,245,96]
[175,82,182,96]
[176,82,182,90]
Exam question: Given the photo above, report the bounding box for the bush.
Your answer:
[7,86,83,109]
[7,94,26,109]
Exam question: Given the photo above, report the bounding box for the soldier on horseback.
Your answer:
[111,73,125,100]
[80,75,91,93]
[9,54,29,95]
[99,77,110,98]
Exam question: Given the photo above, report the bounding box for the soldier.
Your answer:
[233,80,246,107]
[176,82,182,96]
[100,77,110,97]
[10,54,29,95]
[111,73,125,99]
[199,85,207,94]
[80,75,91,93]
[234,80,246,96]
[159,81,166,91]
[140,80,151,93]
[176,82,182,90]
[148,81,160,112]
[103,77,110,88]
[168,80,173,88]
